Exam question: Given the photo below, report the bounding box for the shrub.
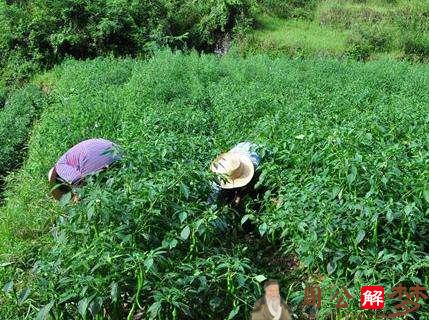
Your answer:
[316,3,385,29]
[0,0,256,83]
[0,52,428,319]
[169,0,257,50]
[0,53,40,89]
[394,2,429,61]
[345,23,393,60]
[403,34,429,62]
[314,0,429,62]
[392,1,429,35]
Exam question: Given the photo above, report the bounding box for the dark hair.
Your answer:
[264,279,279,289]
[58,183,72,193]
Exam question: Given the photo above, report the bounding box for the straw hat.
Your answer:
[210,152,255,189]
[48,166,57,184]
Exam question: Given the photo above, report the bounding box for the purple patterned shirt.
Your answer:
[55,138,121,185]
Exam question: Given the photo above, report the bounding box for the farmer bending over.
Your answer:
[209,142,264,233]
[48,138,121,201]
[210,142,261,206]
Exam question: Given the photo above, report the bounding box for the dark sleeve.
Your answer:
[207,182,221,204]
[218,188,239,204]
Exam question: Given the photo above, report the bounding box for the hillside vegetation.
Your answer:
[239,0,429,61]
[0,52,428,319]
[0,0,255,88]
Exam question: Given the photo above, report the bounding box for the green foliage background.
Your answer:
[0,52,427,319]
[0,0,256,87]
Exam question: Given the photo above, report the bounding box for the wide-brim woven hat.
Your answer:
[48,166,57,183]
[210,152,254,189]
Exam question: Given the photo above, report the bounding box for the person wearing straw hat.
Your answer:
[209,141,261,206]
[48,138,122,201]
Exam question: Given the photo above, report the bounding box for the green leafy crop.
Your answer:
[0,84,47,179]
[0,52,428,319]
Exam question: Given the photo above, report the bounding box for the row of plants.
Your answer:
[0,52,427,319]
[1,0,427,93]
[0,85,47,196]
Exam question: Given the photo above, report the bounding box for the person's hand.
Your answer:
[72,193,80,203]
[234,195,241,205]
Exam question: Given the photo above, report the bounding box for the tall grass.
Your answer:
[237,15,350,57]
[240,0,429,61]
[317,0,429,61]
[0,51,428,319]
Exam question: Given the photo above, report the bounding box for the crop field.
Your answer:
[0,51,428,319]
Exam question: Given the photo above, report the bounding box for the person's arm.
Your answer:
[233,186,251,206]
[72,192,80,203]
[208,182,221,204]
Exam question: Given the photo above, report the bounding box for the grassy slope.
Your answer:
[238,0,429,61]
[0,52,428,318]
[243,15,350,57]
